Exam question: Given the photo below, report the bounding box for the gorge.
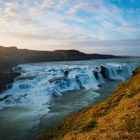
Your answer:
[0,58,139,140]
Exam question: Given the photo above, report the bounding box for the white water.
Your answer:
[0,58,139,140]
[0,60,137,114]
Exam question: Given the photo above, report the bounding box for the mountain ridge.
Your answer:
[0,46,122,71]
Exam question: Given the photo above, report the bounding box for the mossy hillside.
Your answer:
[38,66,140,140]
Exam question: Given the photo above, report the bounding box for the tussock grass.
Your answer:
[38,67,140,140]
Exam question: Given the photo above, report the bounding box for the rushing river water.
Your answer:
[0,58,140,140]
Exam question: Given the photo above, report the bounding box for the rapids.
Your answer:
[0,58,140,140]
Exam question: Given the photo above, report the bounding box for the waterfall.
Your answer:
[0,61,137,114]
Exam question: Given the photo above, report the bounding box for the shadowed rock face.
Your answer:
[38,66,140,140]
[0,71,20,92]
[0,46,120,71]
[100,66,108,78]
[0,46,121,92]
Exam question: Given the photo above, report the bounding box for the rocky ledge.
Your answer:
[0,70,20,92]
[0,46,123,93]
[38,66,140,140]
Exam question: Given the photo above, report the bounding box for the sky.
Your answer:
[0,0,140,56]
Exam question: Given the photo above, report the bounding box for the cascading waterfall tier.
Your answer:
[0,62,137,115]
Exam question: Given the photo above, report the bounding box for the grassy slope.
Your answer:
[38,66,140,140]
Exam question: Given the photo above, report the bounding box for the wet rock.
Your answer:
[0,71,20,92]
[75,75,84,89]
[49,76,66,83]
[98,84,102,87]
[64,70,69,77]
[0,95,12,101]
[94,71,99,80]
[13,66,24,73]
[16,75,36,80]
[100,66,108,78]
[100,66,117,81]
[95,67,99,71]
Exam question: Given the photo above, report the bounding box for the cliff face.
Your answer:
[38,66,140,140]
[0,46,119,71]
[0,46,121,92]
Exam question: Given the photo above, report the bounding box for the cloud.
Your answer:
[0,0,139,55]
[3,8,22,16]
[66,39,140,56]
[0,16,13,23]
[18,17,36,25]
[1,1,19,9]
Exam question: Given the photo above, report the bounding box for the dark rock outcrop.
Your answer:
[0,95,12,101]
[64,70,69,77]
[94,71,99,80]
[0,71,20,92]
[100,65,108,78]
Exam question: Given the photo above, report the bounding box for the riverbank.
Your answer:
[38,66,140,140]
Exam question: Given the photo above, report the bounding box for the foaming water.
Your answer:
[0,58,139,140]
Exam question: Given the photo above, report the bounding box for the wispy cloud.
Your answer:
[0,0,139,55]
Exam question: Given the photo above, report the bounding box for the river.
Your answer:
[0,58,140,140]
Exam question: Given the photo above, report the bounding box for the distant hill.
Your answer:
[0,46,121,71]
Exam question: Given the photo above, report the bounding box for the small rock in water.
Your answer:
[0,95,12,101]
[64,70,69,77]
